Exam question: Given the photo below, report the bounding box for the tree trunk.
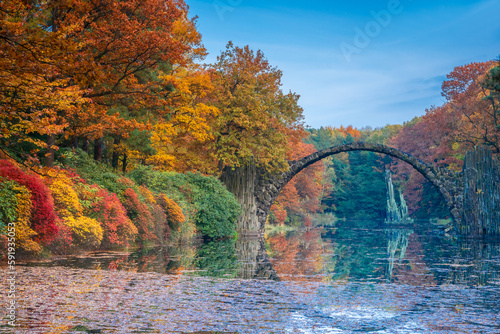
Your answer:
[122,153,128,173]
[82,138,89,153]
[45,134,56,167]
[94,137,103,162]
[72,136,79,150]
[111,137,121,170]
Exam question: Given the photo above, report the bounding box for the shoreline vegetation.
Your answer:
[0,0,498,262]
[0,150,241,260]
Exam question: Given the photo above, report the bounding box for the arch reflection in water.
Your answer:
[21,222,500,287]
[235,237,279,280]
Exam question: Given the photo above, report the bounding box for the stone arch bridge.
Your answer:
[221,142,499,237]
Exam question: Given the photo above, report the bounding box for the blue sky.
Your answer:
[186,0,500,128]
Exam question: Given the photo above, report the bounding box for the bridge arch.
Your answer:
[254,142,463,231]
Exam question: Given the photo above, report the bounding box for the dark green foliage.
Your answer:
[124,130,156,158]
[482,62,500,107]
[324,151,388,219]
[183,173,241,238]
[307,127,391,220]
[127,166,191,205]
[128,166,241,238]
[412,180,449,219]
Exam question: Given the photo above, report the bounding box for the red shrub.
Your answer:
[92,188,137,248]
[0,160,58,243]
[48,218,73,254]
[122,188,156,243]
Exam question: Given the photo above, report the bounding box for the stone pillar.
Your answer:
[461,147,500,237]
[220,164,261,236]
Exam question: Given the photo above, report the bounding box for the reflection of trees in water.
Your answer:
[114,238,280,280]
[322,223,386,282]
[386,229,413,280]
[391,233,436,286]
[192,239,240,278]
[443,239,500,286]
[266,229,324,282]
[31,221,500,289]
[124,229,500,287]
[125,244,196,275]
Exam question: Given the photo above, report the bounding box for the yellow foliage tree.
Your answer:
[211,42,305,173]
[65,216,103,249]
[13,184,41,254]
[46,173,104,249]
[151,68,219,173]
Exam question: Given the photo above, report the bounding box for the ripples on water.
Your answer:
[2,220,500,333]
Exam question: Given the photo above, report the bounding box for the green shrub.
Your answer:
[184,173,241,239]
[129,167,241,239]
[0,178,18,229]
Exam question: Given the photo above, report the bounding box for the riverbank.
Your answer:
[0,151,241,261]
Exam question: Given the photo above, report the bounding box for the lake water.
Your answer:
[2,220,500,333]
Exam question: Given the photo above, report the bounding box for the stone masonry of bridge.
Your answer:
[257,142,464,230]
[221,142,465,236]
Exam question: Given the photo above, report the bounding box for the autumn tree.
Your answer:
[1,0,208,168]
[441,61,499,153]
[211,42,304,172]
[0,0,87,164]
[58,0,201,163]
[149,67,219,173]
[389,60,499,217]
[482,60,500,121]
[110,11,216,172]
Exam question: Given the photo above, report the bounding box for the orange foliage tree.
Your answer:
[270,130,324,225]
[0,0,87,161]
[390,60,499,216]
[0,0,207,166]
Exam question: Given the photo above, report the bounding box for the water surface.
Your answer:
[2,220,500,333]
